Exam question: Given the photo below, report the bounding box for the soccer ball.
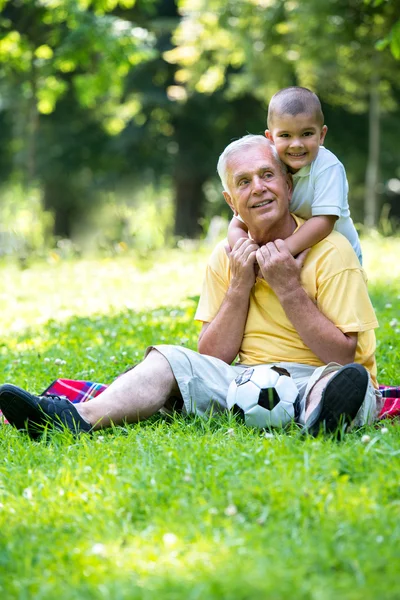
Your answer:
[226,365,301,429]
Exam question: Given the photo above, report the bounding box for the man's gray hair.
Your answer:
[217,134,288,192]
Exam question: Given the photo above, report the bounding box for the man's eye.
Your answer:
[239,179,249,186]
[262,172,273,179]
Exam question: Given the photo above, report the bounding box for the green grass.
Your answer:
[0,236,400,599]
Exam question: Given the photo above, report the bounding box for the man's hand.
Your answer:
[226,238,260,291]
[256,239,309,298]
[198,238,259,364]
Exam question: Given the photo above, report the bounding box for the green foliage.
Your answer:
[1,0,399,242]
[0,239,400,598]
[169,0,399,112]
[366,0,400,59]
[0,0,156,121]
[0,179,174,257]
[80,182,175,253]
[0,183,53,258]
[165,0,400,231]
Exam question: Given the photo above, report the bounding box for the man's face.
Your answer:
[223,143,293,240]
[266,112,327,173]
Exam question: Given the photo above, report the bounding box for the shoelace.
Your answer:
[39,394,67,402]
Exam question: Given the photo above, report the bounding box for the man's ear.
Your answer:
[223,191,238,216]
[320,125,328,145]
[265,129,273,141]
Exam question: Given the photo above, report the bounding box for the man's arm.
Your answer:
[198,238,259,364]
[256,240,357,365]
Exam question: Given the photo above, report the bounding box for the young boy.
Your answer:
[227,87,362,263]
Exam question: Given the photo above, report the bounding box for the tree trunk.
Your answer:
[173,171,206,238]
[27,58,39,182]
[43,177,75,238]
[364,72,380,228]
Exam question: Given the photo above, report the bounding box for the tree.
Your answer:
[0,0,156,236]
[369,0,400,59]
[166,0,400,227]
[0,0,264,239]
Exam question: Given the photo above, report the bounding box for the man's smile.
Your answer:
[252,199,273,208]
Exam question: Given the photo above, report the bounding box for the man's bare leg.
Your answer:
[76,349,180,430]
[304,372,335,422]
[0,350,181,437]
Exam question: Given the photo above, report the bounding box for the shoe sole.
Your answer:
[0,384,49,438]
[307,364,369,436]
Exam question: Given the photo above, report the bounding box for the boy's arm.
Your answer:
[287,158,350,256]
[227,215,249,250]
[285,215,337,256]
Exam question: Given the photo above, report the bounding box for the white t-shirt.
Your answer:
[290,146,362,261]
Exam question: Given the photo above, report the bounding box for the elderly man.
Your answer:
[0,135,381,437]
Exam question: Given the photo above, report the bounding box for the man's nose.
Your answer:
[252,176,265,193]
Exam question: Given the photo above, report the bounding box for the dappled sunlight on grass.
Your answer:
[361,236,400,383]
[0,248,209,334]
[1,236,400,598]
[1,422,400,598]
[0,304,201,388]
[0,234,399,386]
[1,234,398,334]
[362,233,400,284]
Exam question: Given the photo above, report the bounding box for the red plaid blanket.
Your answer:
[42,379,108,403]
[378,385,400,419]
[1,379,400,422]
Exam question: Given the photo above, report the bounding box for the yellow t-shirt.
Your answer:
[195,215,379,387]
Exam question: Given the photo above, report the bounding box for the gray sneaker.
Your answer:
[305,363,369,436]
[0,384,92,438]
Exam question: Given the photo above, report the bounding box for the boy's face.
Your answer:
[265,112,327,173]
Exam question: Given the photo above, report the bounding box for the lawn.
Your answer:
[0,235,399,600]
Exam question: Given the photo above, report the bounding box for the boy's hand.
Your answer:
[256,240,309,298]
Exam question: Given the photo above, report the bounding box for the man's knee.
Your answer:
[144,348,180,395]
[145,347,170,367]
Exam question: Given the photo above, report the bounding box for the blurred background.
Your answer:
[0,0,399,261]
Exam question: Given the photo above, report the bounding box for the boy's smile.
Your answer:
[266,112,327,174]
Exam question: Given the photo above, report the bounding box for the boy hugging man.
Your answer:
[228,86,362,264]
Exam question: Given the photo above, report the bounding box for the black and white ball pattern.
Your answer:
[226,365,301,428]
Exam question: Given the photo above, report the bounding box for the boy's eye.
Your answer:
[303,131,314,137]
[279,133,289,138]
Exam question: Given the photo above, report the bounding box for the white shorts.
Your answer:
[146,345,382,426]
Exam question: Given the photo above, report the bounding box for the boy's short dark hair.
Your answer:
[267,87,324,128]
